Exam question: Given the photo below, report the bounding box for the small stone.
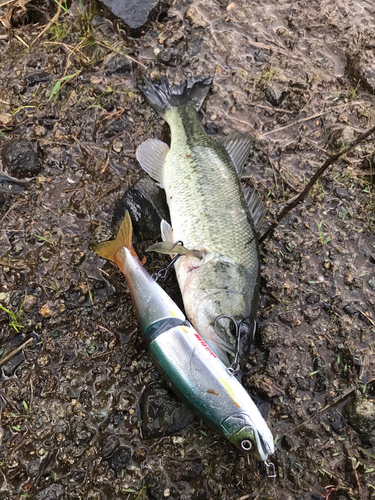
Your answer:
[113,141,123,152]
[22,295,38,312]
[264,85,287,107]
[305,293,320,304]
[334,187,350,199]
[368,275,375,291]
[33,125,47,137]
[185,6,207,28]
[101,435,120,459]
[343,303,357,315]
[70,251,85,266]
[133,447,147,464]
[279,311,301,327]
[227,2,236,11]
[0,113,13,126]
[164,489,170,497]
[1,139,40,179]
[344,397,375,435]
[25,72,50,87]
[98,0,161,31]
[38,447,46,456]
[108,446,132,476]
[261,323,279,349]
[39,301,66,318]
[303,305,321,322]
[37,354,50,367]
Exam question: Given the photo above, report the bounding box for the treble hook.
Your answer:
[152,241,184,282]
[214,314,241,374]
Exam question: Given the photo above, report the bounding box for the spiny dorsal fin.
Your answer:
[242,186,266,233]
[220,133,254,177]
[136,138,169,186]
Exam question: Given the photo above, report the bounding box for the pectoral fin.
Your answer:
[136,138,169,186]
[147,241,202,259]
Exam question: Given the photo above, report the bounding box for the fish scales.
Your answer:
[165,106,258,270]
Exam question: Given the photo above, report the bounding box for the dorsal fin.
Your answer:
[220,133,253,177]
[136,138,169,186]
[242,186,266,233]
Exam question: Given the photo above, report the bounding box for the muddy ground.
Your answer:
[0,0,375,499]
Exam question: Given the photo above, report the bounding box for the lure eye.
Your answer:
[240,439,253,451]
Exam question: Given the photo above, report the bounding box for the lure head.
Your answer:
[222,412,274,462]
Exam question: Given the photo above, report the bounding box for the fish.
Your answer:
[95,212,274,462]
[136,76,265,369]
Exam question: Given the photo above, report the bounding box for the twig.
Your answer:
[100,150,111,174]
[15,34,29,48]
[30,3,61,46]
[260,122,375,243]
[346,446,363,499]
[259,101,362,138]
[0,200,19,224]
[292,387,355,431]
[248,102,295,115]
[0,337,33,366]
[353,305,375,327]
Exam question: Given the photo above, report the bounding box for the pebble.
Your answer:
[303,305,321,322]
[39,301,66,318]
[185,6,207,28]
[343,397,375,435]
[98,0,161,30]
[368,275,375,291]
[23,294,38,312]
[1,139,40,179]
[112,141,123,152]
[261,323,279,349]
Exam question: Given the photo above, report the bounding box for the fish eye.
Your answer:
[240,439,253,451]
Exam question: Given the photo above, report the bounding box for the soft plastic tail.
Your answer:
[95,211,134,261]
[139,75,213,119]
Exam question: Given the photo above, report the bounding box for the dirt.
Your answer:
[0,0,375,499]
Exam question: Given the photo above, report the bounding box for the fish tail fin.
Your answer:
[139,75,213,119]
[95,211,133,261]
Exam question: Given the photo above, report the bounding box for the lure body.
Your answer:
[95,213,274,462]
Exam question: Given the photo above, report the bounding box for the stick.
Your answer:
[292,387,355,431]
[260,122,375,243]
[0,337,33,366]
[30,3,61,46]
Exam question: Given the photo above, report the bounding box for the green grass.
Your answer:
[0,292,27,332]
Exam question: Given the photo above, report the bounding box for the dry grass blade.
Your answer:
[30,2,61,46]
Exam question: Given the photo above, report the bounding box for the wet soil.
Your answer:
[0,0,375,499]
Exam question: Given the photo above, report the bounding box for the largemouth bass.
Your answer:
[137,76,265,368]
[95,212,274,462]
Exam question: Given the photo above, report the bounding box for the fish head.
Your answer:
[222,412,275,462]
[180,253,252,363]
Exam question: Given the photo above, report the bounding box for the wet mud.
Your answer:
[0,0,375,499]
